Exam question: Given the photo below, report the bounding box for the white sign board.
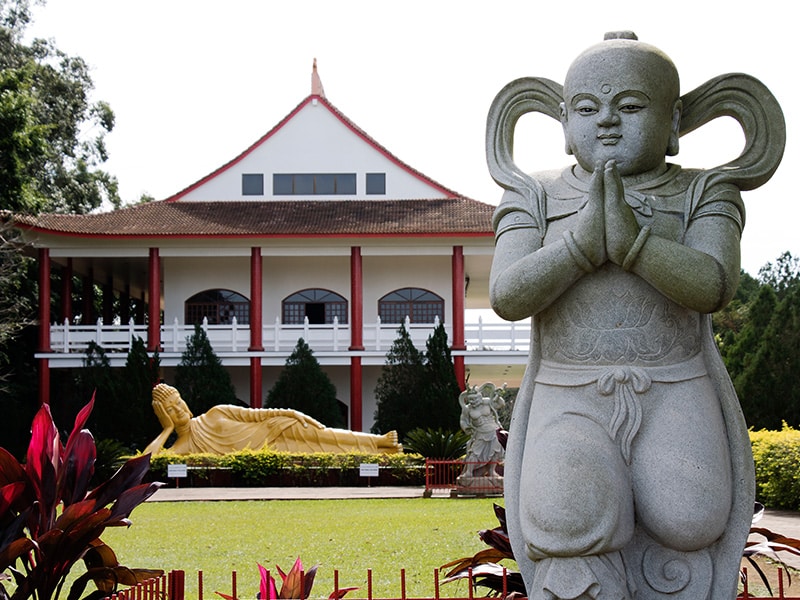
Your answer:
[167,464,188,478]
[359,463,380,478]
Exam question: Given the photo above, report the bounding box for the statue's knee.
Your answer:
[519,417,634,557]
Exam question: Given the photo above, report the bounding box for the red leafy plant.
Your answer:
[440,503,524,598]
[742,501,800,596]
[216,557,357,600]
[0,396,163,600]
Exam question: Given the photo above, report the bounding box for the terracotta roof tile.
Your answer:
[14,198,496,238]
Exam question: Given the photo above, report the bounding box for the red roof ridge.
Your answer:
[164,93,466,202]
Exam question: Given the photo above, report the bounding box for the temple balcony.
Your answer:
[39,315,531,369]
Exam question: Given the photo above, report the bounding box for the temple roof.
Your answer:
[12,197,495,238]
[11,62,495,241]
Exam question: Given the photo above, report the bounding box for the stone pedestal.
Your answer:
[455,474,504,497]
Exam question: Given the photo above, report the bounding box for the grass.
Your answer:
[97,497,502,599]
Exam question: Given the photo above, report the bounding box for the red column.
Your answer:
[82,269,94,324]
[452,246,466,390]
[249,247,263,408]
[350,357,363,431]
[350,247,364,430]
[38,248,51,405]
[61,258,73,323]
[120,283,131,324]
[147,248,161,352]
[350,247,364,350]
[102,277,114,325]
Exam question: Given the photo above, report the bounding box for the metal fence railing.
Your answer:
[110,566,800,600]
[423,459,504,497]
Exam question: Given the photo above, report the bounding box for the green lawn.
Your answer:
[99,497,504,599]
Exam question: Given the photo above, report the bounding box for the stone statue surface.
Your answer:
[459,382,505,475]
[143,384,401,455]
[487,32,784,600]
[456,382,506,494]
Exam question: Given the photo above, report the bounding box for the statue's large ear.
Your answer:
[679,73,785,192]
[560,102,573,156]
[486,77,564,232]
[667,99,682,156]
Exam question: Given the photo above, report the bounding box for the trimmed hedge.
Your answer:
[751,424,800,510]
[144,428,800,509]
[146,449,426,487]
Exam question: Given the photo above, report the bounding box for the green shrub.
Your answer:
[146,448,425,486]
[751,424,800,510]
[403,427,469,459]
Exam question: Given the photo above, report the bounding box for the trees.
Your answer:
[372,323,461,440]
[72,338,161,450]
[1,0,121,453]
[421,323,461,430]
[0,0,119,214]
[718,251,800,430]
[371,324,425,439]
[265,338,344,428]
[175,324,238,415]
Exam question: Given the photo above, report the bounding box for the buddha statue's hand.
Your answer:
[603,160,641,266]
[153,399,174,430]
[571,161,607,267]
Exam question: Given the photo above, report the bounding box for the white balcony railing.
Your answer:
[48,315,531,355]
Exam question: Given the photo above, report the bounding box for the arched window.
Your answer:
[185,289,250,325]
[379,288,444,324]
[282,289,348,325]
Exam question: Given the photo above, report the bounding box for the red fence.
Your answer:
[111,565,799,599]
[115,568,513,600]
[423,459,503,497]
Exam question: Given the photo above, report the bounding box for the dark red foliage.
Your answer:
[0,397,163,600]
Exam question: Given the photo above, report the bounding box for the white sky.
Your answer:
[26,0,798,276]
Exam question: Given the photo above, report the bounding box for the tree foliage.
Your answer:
[372,323,461,439]
[175,324,238,415]
[73,338,161,450]
[421,323,462,430]
[716,251,800,430]
[265,337,344,428]
[0,0,119,214]
[371,324,425,439]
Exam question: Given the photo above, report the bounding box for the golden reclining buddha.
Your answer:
[144,383,401,455]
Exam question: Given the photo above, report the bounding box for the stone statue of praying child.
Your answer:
[487,32,784,600]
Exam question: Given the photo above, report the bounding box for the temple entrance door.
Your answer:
[305,303,325,324]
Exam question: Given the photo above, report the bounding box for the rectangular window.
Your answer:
[242,173,264,196]
[315,174,336,195]
[366,173,386,195]
[273,174,293,195]
[272,173,357,195]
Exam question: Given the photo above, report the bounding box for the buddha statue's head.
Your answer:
[152,383,193,429]
[560,31,682,179]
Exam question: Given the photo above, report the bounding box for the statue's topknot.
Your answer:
[152,383,179,404]
[604,31,638,41]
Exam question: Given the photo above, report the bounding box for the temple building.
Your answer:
[12,63,529,431]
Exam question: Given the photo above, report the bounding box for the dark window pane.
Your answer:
[379,288,444,324]
[242,173,264,196]
[282,289,348,324]
[315,174,336,194]
[273,174,293,195]
[337,173,356,194]
[295,174,314,195]
[366,173,385,195]
[185,289,250,325]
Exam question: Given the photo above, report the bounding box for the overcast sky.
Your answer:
[26,0,797,276]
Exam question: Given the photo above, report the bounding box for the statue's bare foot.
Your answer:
[381,430,401,450]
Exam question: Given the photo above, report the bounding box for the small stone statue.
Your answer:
[143,383,401,455]
[487,32,784,600]
[458,382,506,477]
